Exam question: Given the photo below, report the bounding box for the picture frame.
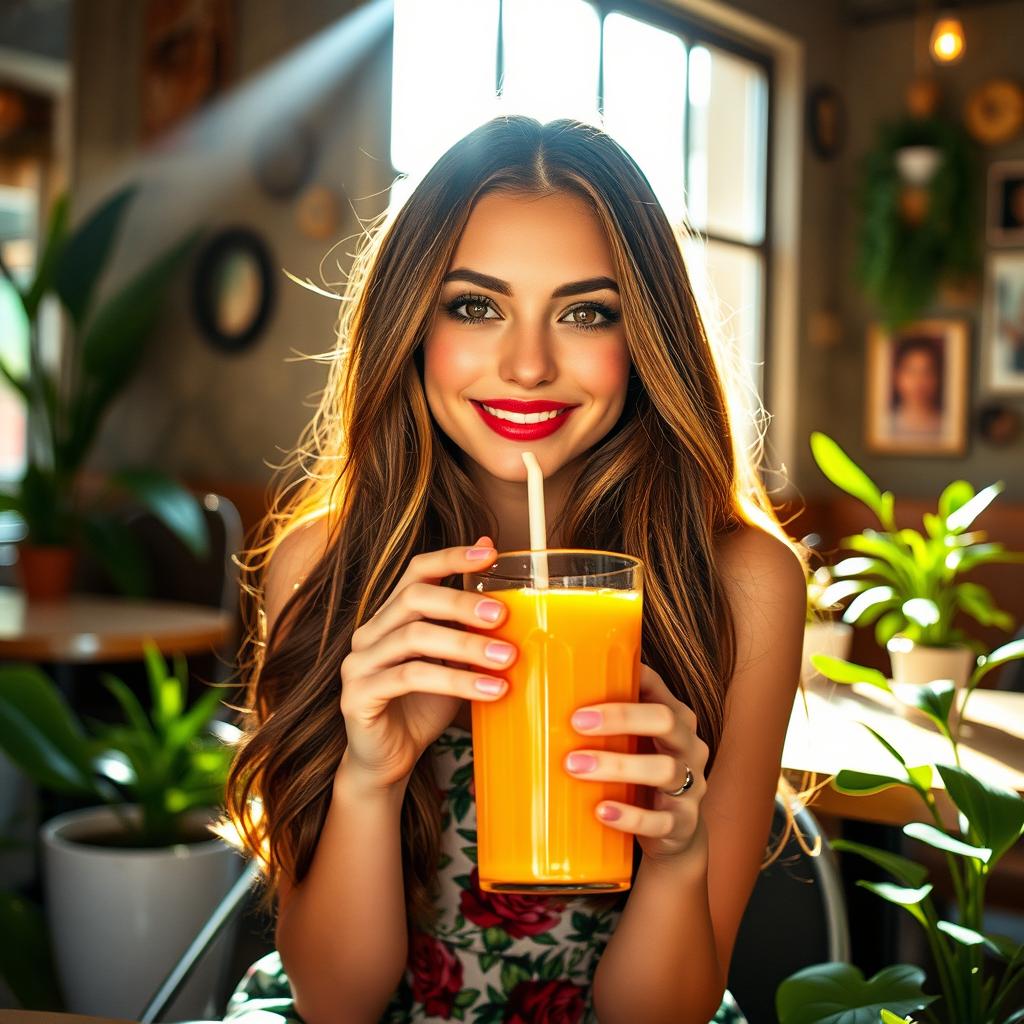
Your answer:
[986,161,1024,246]
[865,318,969,456]
[192,227,275,354]
[980,250,1024,394]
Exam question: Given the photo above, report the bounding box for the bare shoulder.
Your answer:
[716,520,806,601]
[715,522,806,678]
[264,515,332,636]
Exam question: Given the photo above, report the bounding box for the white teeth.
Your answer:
[481,404,567,424]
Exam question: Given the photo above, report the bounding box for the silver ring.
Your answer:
[664,765,694,797]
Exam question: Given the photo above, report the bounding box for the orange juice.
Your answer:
[471,585,642,893]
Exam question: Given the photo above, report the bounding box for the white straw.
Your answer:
[521,451,549,589]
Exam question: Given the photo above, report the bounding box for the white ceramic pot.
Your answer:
[801,620,854,683]
[41,804,243,1019]
[886,637,975,690]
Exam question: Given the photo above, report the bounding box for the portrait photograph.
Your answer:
[981,250,1024,394]
[987,160,1024,246]
[865,319,969,455]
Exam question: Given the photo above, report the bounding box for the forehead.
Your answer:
[449,190,615,282]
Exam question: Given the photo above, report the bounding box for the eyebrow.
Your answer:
[442,267,619,298]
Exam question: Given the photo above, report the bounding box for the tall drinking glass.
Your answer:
[464,550,643,894]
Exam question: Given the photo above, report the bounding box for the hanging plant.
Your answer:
[857,116,979,329]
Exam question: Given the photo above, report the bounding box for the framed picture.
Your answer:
[980,251,1024,394]
[986,161,1024,246]
[865,319,969,456]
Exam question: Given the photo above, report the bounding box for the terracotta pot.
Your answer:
[887,636,976,726]
[801,621,854,684]
[15,543,77,601]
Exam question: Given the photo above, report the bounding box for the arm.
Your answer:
[256,519,410,1024]
[589,525,806,1024]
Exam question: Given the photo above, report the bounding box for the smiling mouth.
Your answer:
[470,399,578,440]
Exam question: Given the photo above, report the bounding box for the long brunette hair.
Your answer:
[222,115,803,925]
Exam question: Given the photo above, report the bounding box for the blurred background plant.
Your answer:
[0,184,207,598]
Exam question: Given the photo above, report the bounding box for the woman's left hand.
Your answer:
[565,662,709,863]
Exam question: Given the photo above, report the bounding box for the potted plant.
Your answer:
[0,185,208,601]
[777,640,1024,1024]
[802,549,855,685]
[0,645,242,1018]
[809,432,1022,694]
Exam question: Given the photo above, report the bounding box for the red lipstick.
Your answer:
[470,398,578,442]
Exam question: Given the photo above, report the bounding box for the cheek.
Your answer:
[574,340,631,402]
[423,329,483,407]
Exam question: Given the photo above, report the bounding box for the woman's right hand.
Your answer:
[337,536,516,791]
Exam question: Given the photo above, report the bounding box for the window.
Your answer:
[0,184,35,484]
[390,0,772,404]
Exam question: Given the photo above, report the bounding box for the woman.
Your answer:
[889,336,944,437]
[219,115,806,1024]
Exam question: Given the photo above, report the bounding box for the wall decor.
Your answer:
[987,161,1024,246]
[865,318,969,456]
[252,122,318,199]
[296,184,342,240]
[141,0,234,143]
[977,403,1021,446]
[980,250,1024,394]
[806,85,845,161]
[964,79,1024,147]
[192,227,275,353]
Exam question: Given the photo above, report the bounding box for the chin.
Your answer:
[467,441,577,482]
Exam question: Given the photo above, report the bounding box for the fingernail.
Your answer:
[597,804,622,821]
[567,752,598,774]
[467,546,495,560]
[485,641,515,664]
[571,710,602,731]
[475,599,504,623]
[474,677,506,696]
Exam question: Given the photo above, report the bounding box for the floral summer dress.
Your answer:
[219,726,748,1024]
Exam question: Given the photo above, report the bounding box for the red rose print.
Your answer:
[409,930,463,1018]
[459,867,565,938]
[505,979,586,1024]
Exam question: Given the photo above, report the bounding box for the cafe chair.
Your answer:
[727,796,850,1024]
[139,796,849,1023]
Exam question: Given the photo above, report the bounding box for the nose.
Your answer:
[498,323,558,389]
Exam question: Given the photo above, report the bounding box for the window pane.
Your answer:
[687,44,767,244]
[683,236,764,402]
[391,0,501,176]
[602,12,687,225]
[500,0,600,125]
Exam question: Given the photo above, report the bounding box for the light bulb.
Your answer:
[930,14,965,64]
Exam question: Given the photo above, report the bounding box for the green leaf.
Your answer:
[101,672,154,737]
[830,838,929,888]
[879,1012,915,1024]
[971,638,1024,688]
[934,921,998,952]
[819,579,872,607]
[811,655,892,692]
[0,355,29,402]
[904,680,956,737]
[906,765,933,792]
[79,511,152,597]
[0,891,64,1010]
[955,583,1013,630]
[0,664,95,794]
[108,469,210,559]
[936,764,1024,862]
[938,480,975,522]
[857,881,932,925]
[776,963,936,1024]
[903,821,991,863]
[452,989,479,1009]
[875,610,905,647]
[953,543,1024,573]
[922,513,945,540]
[500,960,531,995]
[165,684,223,751]
[482,926,512,952]
[54,184,137,328]
[945,482,1003,533]
[22,193,69,321]
[901,599,939,629]
[143,642,182,732]
[834,770,908,795]
[809,433,891,527]
[861,724,906,767]
[844,587,899,626]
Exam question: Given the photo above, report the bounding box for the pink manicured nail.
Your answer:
[572,710,602,731]
[485,641,515,664]
[567,752,598,773]
[475,599,504,623]
[597,804,622,822]
[467,547,495,560]
[474,678,506,696]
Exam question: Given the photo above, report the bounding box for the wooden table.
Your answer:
[0,587,232,663]
[782,678,1024,826]
[0,1014,137,1024]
